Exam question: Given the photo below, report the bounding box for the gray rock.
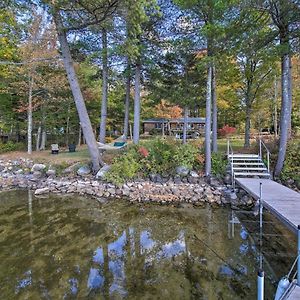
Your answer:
[33,171,43,179]
[63,162,81,174]
[96,165,111,180]
[176,166,190,177]
[34,187,49,195]
[46,169,56,177]
[31,164,46,172]
[230,192,238,201]
[224,174,232,185]
[173,176,182,184]
[77,165,92,176]
[190,170,200,178]
[15,169,24,175]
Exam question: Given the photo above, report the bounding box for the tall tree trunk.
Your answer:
[99,28,108,143]
[205,66,212,176]
[53,8,103,172]
[211,64,218,153]
[36,124,41,151]
[27,76,33,154]
[183,106,188,144]
[123,61,131,138]
[274,76,278,138]
[244,101,251,148]
[288,55,292,138]
[40,129,46,150]
[133,60,141,144]
[77,123,82,147]
[274,53,291,177]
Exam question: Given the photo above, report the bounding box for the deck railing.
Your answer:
[259,139,270,174]
[227,139,235,188]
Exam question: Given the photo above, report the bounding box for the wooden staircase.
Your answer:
[227,140,271,188]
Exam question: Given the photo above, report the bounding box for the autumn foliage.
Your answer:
[154,100,182,119]
[218,125,236,137]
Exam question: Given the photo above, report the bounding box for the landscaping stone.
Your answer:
[31,163,46,172]
[77,165,92,176]
[46,169,56,177]
[176,166,190,177]
[190,170,199,178]
[96,165,111,180]
[35,187,49,195]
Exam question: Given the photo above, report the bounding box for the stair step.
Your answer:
[230,158,262,161]
[234,172,270,177]
[233,167,268,171]
[232,162,265,166]
[228,154,259,158]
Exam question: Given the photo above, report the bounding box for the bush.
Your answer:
[211,153,227,177]
[0,141,24,154]
[104,147,141,185]
[281,141,300,183]
[218,125,236,137]
[104,139,202,184]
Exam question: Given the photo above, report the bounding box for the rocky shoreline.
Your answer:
[0,158,255,208]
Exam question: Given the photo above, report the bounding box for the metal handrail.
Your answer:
[227,139,235,188]
[259,139,270,173]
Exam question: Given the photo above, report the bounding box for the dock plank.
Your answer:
[287,285,300,299]
[236,178,300,234]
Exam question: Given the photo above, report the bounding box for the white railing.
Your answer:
[259,139,270,174]
[227,139,235,188]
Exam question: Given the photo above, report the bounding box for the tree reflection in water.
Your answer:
[0,190,296,299]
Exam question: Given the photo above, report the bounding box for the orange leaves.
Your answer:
[154,100,183,118]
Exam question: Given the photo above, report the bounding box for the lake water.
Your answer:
[0,190,297,299]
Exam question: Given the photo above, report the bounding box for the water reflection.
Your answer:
[0,191,297,299]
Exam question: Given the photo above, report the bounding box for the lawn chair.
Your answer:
[51,144,59,154]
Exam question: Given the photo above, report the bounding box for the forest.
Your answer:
[0,0,299,179]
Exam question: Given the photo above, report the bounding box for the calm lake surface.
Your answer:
[0,190,297,299]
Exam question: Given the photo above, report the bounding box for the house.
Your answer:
[143,117,206,136]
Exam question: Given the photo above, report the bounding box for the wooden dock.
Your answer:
[288,285,300,299]
[235,178,300,234]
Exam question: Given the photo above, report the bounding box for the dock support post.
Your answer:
[257,270,264,300]
[297,225,300,286]
[259,183,263,229]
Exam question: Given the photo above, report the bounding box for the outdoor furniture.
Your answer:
[68,144,76,152]
[51,144,59,154]
[97,135,127,153]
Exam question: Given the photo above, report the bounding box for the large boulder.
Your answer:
[31,164,46,172]
[77,165,92,176]
[95,165,111,180]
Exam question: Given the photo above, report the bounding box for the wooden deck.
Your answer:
[235,178,300,234]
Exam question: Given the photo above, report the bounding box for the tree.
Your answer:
[51,5,104,172]
[264,0,300,177]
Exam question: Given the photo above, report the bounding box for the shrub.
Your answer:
[104,147,140,185]
[281,141,300,183]
[218,125,236,137]
[211,153,227,177]
[104,139,201,184]
[0,141,24,154]
[173,143,199,170]
[142,139,176,175]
